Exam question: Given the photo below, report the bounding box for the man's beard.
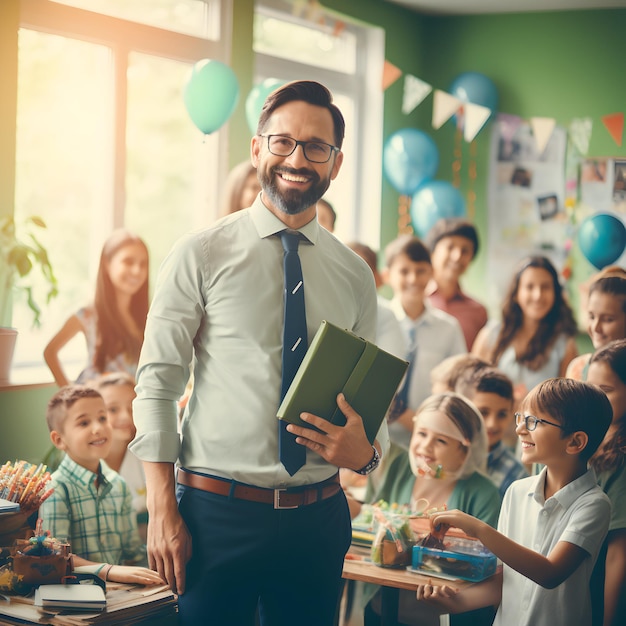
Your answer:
[259,166,330,216]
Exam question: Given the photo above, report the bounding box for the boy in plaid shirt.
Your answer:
[39,385,162,585]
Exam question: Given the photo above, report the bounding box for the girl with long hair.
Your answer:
[44,229,149,387]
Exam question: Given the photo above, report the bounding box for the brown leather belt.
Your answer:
[177,468,341,509]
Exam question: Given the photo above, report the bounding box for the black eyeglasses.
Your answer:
[514,412,564,432]
[259,134,339,163]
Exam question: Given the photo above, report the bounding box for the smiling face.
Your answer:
[99,383,137,445]
[385,254,432,314]
[51,397,112,474]
[587,291,626,349]
[471,391,513,450]
[251,100,342,223]
[515,405,566,468]
[107,242,149,299]
[587,360,626,427]
[409,411,468,478]
[430,235,475,286]
[515,266,556,323]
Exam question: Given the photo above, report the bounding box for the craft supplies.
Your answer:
[0,461,53,515]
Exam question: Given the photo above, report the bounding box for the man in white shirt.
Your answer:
[131,80,386,626]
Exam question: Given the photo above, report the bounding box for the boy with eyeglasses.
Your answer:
[415,377,612,626]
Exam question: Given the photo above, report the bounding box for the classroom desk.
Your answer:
[342,555,477,626]
[0,582,178,625]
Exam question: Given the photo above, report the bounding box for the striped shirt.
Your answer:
[39,455,144,565]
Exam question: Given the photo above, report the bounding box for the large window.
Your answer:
[13,0,229,380]
[254,1,384,246]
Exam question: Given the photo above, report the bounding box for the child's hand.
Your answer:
[416,578,459,611]
[107,565,165,586]
[430,509,482,539]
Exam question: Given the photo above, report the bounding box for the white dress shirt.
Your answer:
[131,197,381,488]
[494,467,611,626]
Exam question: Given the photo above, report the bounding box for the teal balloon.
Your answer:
[578,213,626,269]
[183,59,239,134]
[383,128,439,195]
[410,181,466,238]
[245,79,285,135]
[449,72,498,126]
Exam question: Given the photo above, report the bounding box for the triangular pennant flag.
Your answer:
[332,20,346,37]
[464,102,492,142]
[432,90,463,130]
[497,113,523,143]
[402,75,432,115]
[530,117,556,155]
[601,112,624,147]
[569,118,593,156]
[382,60,402,90]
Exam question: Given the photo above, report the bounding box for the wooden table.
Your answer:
[342,556,472,626]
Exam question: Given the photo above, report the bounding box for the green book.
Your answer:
[277,320,409,443]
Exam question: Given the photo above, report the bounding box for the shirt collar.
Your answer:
[58,454,113,491]
[531,466,598,509]
[249,194,319,244]
[390,298,436,326]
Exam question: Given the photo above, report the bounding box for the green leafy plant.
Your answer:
[0,216,58,327]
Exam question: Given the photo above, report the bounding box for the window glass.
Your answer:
[51,0,219,39]
[254,11,356,74]
[125,52,218,278]
[14,28,112,378]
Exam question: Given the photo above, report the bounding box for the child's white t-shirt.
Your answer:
[494,467,610,626]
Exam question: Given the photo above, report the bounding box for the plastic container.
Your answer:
[411,536,497,582]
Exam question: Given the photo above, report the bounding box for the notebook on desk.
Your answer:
[277,320,408,443]
[35,583,106,611]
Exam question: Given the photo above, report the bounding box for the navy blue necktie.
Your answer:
[389,326,416,421]
[279,231,308,475]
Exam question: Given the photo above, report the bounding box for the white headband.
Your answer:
[414,411,471,447]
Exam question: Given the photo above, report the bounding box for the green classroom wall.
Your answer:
[2,3,624,460]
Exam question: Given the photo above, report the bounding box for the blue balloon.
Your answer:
[383,129,439,196]
[183,59,239,135]
[578,213,626,269]
[245,78,285,135]
[410,181,466,238]
[449,71,498,121]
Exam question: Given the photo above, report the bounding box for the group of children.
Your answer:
[26,214,626,625]
[341,220,626,626]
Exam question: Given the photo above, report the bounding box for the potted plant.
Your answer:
[0,215,58,383]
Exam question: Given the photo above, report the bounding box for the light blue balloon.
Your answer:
[183,59,239,135]
[245,78,285,135]
[449,71,498,122]
[383,128,439,196]
[578,213,626,269]
[410,181,466,238]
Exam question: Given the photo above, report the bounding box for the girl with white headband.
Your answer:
[349,392,501,626]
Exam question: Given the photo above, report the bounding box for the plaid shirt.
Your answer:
[488,440,528,499]
[39,455,144,565]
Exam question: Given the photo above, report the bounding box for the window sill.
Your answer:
[0,364,56,391]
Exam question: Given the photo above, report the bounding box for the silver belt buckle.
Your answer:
[273,488,298,509]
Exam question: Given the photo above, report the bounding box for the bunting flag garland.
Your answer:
[402,75,432,115]
[382,60,403,90]
[452,126,463,189]
[530,117,556,155]
[601,112,624,147]
[464,102,492,142]
[432,90,463,130]
[569,117,593,156]
[467,140,478,219]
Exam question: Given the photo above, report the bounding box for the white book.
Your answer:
[35,583,106,611]
[0,498,20,512]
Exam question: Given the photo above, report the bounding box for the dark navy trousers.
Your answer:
[176,482,351,626]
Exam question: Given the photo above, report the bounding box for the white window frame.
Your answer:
[254,1,384,248]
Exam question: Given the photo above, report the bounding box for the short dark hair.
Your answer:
[588,276,626,314]
[522,378,612,463]
[426,218,480,259]
[346,242,378,275]
[256,80,345,149]
[456,366,514,402]
[47,385,103,433]
[384,235,431,268]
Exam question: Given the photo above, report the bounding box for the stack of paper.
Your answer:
[0,497,20,513]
